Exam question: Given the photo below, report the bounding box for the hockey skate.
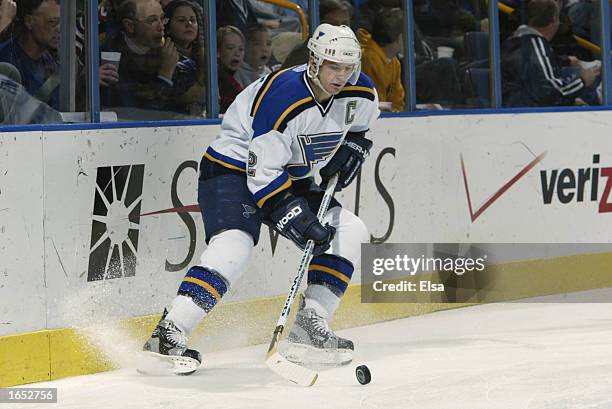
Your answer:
[284,307,354,367]
[138,312,202,376]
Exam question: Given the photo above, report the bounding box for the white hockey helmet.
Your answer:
[307,23,362,85]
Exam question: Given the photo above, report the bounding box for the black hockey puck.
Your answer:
[355,365,371,385]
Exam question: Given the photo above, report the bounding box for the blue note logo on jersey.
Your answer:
[248,151,257,177]
[288,132,343,178]
[242,203,257,219]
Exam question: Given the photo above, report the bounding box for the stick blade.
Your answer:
[266,350,318,387]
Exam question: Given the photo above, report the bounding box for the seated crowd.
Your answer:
[0,0,606,124]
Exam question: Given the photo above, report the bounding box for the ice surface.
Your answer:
[13,297,612,409]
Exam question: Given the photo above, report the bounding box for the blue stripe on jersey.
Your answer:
[288,165,310,179]
[254,169,292,207]
[251,68,312,138]
[178,266,228,312]
[204,146,246,172]
[308,254,354,296]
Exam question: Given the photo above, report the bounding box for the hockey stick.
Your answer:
[265,174,339,386]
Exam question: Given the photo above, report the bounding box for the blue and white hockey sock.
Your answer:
[165,295,206,337]
[305,254,354,319]
[167,266,229,335]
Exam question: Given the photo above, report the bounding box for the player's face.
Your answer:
[168,6,198,45]
[317,61,355,94]
[219,32,245,72]
[246,30,272,68]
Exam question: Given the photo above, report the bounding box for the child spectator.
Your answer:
[235,23,272,88]
[217,25,244,113]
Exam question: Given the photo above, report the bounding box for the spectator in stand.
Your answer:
[0,0,60,110]
[414,0,488,38]
[217,25,245,113]
[216,0,257,37]
[101,0,200,116]
[235,23,272,88]
[412,0,488,61]
[248,0,309,34]
[501,0,600,107]
[358,8,405,111]
[98,0,128,46]
[356,0,400,32]
[282,0,351,68]
[415,26,465,107]
[164,0,206,115]
[559,0,593,39]
[0,71,61,124]
[0,0,16,35]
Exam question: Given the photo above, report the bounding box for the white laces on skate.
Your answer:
[160,320,188,349]
[307,311,335,339]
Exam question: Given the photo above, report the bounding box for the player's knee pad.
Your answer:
[199,229,254,287]
[322,207,369,266]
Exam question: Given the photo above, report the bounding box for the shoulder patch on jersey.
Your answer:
[251,70,313,138]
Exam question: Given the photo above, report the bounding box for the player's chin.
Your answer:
[327,83,344,94]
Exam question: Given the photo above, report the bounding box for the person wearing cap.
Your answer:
[139,23,380,375]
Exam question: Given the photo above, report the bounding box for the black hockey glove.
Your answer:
[320,132,373,191]
[269,195,336,256]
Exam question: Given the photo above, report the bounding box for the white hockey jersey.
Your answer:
[204,64,380,208]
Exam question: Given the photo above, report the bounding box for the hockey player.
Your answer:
[142,23,380,374]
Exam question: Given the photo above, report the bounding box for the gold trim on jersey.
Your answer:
[256,178,292,208]
[342,85,376,95]
[273,96,314,131]
[251,68,292,117]
[203,151,246,172]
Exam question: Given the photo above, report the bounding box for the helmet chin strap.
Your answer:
[307,59,333,101]
[311,76,332,100]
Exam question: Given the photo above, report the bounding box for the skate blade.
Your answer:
[136,351,201,376]
[282,342,353,368]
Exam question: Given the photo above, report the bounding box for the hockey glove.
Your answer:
[269,195,336,256]
[320,132,373,191]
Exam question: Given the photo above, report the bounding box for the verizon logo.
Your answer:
[540,154,612,213]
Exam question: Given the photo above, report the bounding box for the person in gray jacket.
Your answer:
[0,62,61,124]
